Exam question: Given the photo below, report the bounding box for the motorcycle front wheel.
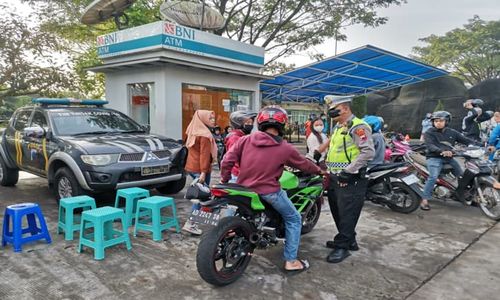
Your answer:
[196,216,255,286]
[301,200,321,234]
[387,182,421,213]
[477,184,500,221]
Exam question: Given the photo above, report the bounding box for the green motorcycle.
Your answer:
[192,170,324,286]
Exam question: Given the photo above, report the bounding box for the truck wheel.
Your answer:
[0,155,19,186]
[54,167,83,200]
[156,176,186,195]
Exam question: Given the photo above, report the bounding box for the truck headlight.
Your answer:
[81,154,119,166]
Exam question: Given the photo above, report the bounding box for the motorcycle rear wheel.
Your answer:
[478,184,500,221]
[387,182,420,214]
[196,216,255,286]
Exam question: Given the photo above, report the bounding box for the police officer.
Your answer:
[322,95,375,263]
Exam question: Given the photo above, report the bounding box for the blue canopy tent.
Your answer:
[260,45,448,103]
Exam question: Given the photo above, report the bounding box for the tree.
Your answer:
[27,0,404,64]
[412,16,500,86]
[0,4,73,105]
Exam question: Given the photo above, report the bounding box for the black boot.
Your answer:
[326,248,351,263]
[325,240,359,251]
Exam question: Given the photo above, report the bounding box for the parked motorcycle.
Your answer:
[386,133,426,162]
[366,162,422,213]
[192,170,324,286]
[404,147,500,220]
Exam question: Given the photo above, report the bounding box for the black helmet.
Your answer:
[229,110,257,130]
[257,105,288,135]
[430,111,452,125]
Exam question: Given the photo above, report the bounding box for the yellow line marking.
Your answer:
[42,138,49,172]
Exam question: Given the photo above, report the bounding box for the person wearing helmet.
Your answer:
[224,110,257,182]
[462,98,485,141]
[322,95,374,264]
[421,111,478,210]
[220,105,325,273]
[363,115,386,168]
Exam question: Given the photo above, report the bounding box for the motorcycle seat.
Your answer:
[211,183,254,193]
[368,162,407,173]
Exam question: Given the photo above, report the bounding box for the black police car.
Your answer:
[0,98,187,200]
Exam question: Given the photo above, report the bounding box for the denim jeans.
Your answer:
[423,157,462,200]
[187,172,211,211]
[260,189,302,261]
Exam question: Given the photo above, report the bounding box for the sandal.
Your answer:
[420,203,431,211]
[284,259,310,275]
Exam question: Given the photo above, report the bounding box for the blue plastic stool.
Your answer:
[134,196,180,242]
[77,206,131,260]
[57,196,96,241]
[114,187,150,228]
[2,203,52,252]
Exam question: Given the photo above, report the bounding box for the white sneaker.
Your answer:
[182,221,203,235]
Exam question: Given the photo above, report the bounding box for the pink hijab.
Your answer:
[185,110,218,161]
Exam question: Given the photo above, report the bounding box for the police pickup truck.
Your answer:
[0,98,187,200]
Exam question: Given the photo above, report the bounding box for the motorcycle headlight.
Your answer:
[81,154,119,166]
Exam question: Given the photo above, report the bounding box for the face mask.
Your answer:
[242,124,253,134]
[328,109,341,118]
[314,125,324,132]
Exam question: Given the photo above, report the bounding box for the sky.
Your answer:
[287,0,500,67]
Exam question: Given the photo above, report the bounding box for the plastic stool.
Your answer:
[57,196,96,240]
[114,187,150,228]
[77,206,131,260]
[134,196,180,242]
[2,203,52,252]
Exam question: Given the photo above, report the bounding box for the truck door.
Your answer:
[24,110,49,174]
[4,109,32,169]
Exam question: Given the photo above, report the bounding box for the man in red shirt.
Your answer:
[221,106,325,273]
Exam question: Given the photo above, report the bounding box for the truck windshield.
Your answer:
[50,110,144,136]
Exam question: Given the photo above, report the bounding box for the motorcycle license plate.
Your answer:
[189,209,221,226]
[402,174,420,185]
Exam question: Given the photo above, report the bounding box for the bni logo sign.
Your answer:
[163,22,195,40]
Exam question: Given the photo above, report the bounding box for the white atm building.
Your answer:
[90,21,266,140]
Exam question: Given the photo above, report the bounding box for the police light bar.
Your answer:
[32,98,109,106]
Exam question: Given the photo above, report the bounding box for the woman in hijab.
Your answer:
[183,110,217,235]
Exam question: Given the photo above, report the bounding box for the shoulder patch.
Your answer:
[354,128,368,141]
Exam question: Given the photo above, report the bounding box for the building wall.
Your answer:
[105,65,261,140]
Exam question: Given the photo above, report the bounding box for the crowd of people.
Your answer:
[180,96,499,274]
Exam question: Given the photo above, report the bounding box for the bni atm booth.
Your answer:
[89,21,267,140]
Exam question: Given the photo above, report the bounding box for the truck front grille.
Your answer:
[153,149,171,159]
[119,152,144,162]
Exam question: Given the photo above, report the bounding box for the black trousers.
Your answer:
[327,173,368,249]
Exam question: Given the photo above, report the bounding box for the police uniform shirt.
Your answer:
[333,115,375,174]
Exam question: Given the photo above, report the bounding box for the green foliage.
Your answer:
[434,100,444,112]
[17,0,404,98]
[412,16,500,85]
[352,95,367,117]
[0,5,74,104]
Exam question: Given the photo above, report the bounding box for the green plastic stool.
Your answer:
[134,196,180,242]
[77,206,131,260]
[114,187,150,228]
[57,196,96,241]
